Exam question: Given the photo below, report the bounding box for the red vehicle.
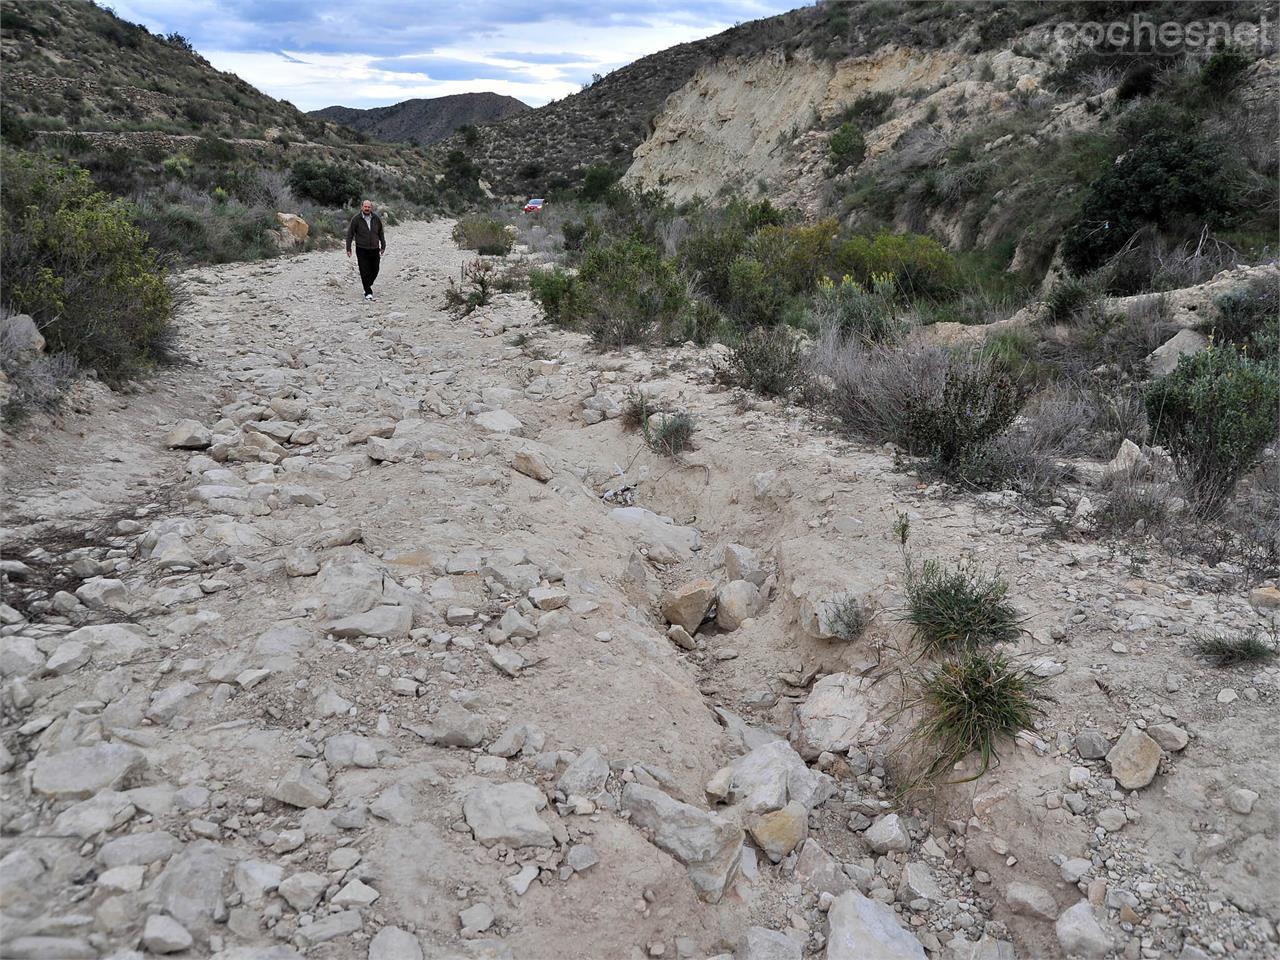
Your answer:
[522,198,545,214]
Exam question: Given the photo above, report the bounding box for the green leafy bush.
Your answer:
[579,163,619,201]
[577,239,690,348]
[727,257,790,329]
[1,149,175,381]
[451,214,513,255]
[1042,273,1102,325]
[1060,128,1235,275]
[1144,345,1280,510]
[1200,45,1253,94]
[442,258,495,316]
[288,158,363,206]
[1211,279,1279,362]
[907,649,1046,781]
[835,232,957,299]
[676,200,785,307]
[528,267,581,326]
[828,122,866,173]
[809,273,904,345]
[905,352,1025,469]
[724,325,804,397]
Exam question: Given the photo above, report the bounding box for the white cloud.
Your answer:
[111,1,796,110]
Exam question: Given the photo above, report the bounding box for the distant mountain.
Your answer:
[309,93,530,146]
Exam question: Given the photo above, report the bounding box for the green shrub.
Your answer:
[843,92,892,125]
[905,352,1024,469]
[1043,274,1102,325]
[836,232,957,299]
[810,273,904,345]
[528,267,581,326]
[561,219,588,252]
[1144,345,1280,510]
[828,122,866,173]
[579,163,619,201]
[1191,628,1278,666]
[676,200,785,307]
[1,149,175,381]
[192,136,235,164]
[1211,280,1279,362]
[134,198,278,265]
[1060,128,1235,275]
[1200,45,1253,94]
[746,220,838,296]
[727,257,790,328]
[287,158,362,206]
[578,238,690,348]
[907,649,1046,781]
[451,214,513,255]
[724,326,804,397]
[905,557,1021,653]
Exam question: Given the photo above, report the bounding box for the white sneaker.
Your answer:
[364,293,373,301]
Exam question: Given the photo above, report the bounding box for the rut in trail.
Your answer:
[2,220,1276,960]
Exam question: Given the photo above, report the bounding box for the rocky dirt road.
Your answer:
[1,221,1276,960]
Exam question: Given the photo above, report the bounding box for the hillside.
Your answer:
[431,1,1086,195]
[0,0,474,265]
[310,92,530,146]
[439,0,1275,286]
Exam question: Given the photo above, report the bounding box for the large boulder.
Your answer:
[826,890,927,960]
[1146,329,1209,377]
[609,507,701,564]
[621,782,743,904]
[1106,726,1161,790]
[661,577,717,634]
[463,781,554,848]
[29,743,147,799]
[1,313,44,360]
[705,739,835,814]
[791,673,874,760]
[276,212,310,242]
[153,840,229,928]
[717,580,763,631]
[1054,901,1112,959]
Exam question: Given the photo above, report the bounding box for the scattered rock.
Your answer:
[826,890,927,960]
[1006,881,1057,920]
[1055,901,1112,959]
[463,781,554,848]
[661,577,717,634]
[1106,726,1161,790]
[621,782,743,903]
[142,915,194,954]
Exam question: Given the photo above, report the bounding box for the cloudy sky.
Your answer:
[109,0,799,110]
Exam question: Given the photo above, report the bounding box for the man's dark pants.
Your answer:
[356,247,380,296]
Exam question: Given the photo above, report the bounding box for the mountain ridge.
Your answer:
[308,92,530,146]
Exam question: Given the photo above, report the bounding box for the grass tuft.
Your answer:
[1191,629,1278,667]
[908,649,1047,782]
[904,557,1021,653]
[644,411,696,457]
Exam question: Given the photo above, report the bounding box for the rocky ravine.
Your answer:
[1,221,1277,960]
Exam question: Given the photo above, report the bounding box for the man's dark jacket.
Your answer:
[346,212,386,252]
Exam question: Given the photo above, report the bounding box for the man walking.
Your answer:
[346,199,386,301]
